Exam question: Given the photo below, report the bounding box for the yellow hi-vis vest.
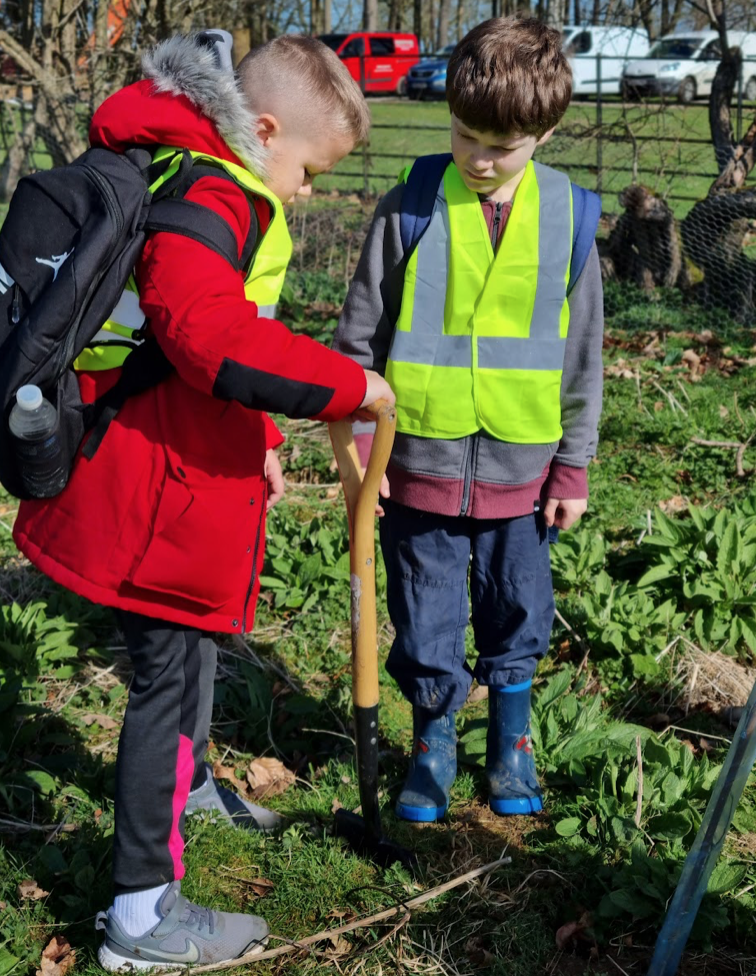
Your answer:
[74,148,292,372]
[385,159,573,443]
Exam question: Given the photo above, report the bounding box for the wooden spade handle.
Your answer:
[328,400,397,709]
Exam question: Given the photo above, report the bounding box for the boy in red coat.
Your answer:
[13,31,394,971]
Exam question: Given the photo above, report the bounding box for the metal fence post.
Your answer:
[596,53,603,195]
[737,57,744,143]
[360,53,369,197]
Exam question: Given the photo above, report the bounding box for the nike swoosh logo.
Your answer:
[135,941,200,964]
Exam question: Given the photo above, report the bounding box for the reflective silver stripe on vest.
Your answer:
[389,162,571,372]
[529,162,572,341]
[257,304,277,317]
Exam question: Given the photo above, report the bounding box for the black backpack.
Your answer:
[0,145,258,499]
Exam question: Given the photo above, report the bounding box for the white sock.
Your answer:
[111,883,170,936]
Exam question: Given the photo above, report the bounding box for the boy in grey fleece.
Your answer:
[332,17,604,822]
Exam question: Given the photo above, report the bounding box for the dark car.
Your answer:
[406,44,456,99]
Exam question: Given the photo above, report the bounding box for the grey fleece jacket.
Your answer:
[332,182,605,520]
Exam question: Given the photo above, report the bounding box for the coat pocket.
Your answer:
[126,448,261,609]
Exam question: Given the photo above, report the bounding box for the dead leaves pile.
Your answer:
[604,328,756,381]
[213,756,295,800]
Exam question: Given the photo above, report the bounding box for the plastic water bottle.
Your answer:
[9,385,68,498]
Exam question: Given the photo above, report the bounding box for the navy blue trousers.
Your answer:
[379,501,556,716]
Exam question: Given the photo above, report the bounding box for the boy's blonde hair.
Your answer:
[446,18,571,138]
[238,35,370,144]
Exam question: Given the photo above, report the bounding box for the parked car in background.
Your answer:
[406,43,456,99]
[621,30,756,103]
[563,24,650,96]
[318,32,419,94]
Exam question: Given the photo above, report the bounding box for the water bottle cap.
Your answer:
[16,385,43,411]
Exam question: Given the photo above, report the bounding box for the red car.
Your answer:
[318,32,419,94]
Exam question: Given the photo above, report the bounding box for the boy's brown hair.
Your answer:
[446,18,571,138]
[238,35,370,144]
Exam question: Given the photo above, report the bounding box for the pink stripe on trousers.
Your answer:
[168,733,194,880]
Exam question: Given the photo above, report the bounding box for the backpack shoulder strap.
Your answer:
[399,153,453,254]
[569,184,601,294]
[144,163,259,272]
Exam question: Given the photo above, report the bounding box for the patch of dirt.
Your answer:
[452,799,545,848]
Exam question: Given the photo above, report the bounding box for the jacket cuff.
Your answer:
[262,412,285,451]
[312,356,366,422]
[543,463,588,501]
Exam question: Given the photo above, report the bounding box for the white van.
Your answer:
[622,30,756,103]
[563,25,650,96]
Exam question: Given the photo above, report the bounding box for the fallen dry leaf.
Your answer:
[212,761,248,794]
[245,757,295,799]
[325,935,351,956]
[244,877,275,899]
[36,936,75,976]
[81,713,119,730]
[18,879,49,901]
[331,797,344,814]
[555,911,593,950]
[659,495,687,514]
[555,920,584,949]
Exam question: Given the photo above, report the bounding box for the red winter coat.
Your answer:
[13,80,366,633]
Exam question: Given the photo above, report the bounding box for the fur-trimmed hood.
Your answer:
[141,34,268,178]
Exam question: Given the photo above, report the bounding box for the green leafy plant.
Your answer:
[566,569,686,681]
[550,529,608,593]
[635,498,756,658]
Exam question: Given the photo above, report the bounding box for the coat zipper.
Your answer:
[491,201,504,251]
[241,484,267,633]
[460,437,473,516]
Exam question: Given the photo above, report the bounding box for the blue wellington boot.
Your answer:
[395,709,457,822]
[486,681,543,816]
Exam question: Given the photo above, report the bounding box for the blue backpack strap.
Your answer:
[400,161,600,293]
[399,153,453,254]
[569,184,601,294]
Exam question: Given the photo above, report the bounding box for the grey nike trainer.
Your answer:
[96,882,268,971]
[185,763,285,831]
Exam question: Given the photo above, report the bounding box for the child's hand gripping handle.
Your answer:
[329,401,396,843]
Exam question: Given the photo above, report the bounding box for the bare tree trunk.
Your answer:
[0,107,37,200]
[436,0,451,48]
[324,0,332,32]
[388,0,405,31]
[363,0,378,31]
[311,0,325,34]
[545,0,564,29]
[413,0,423,41]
